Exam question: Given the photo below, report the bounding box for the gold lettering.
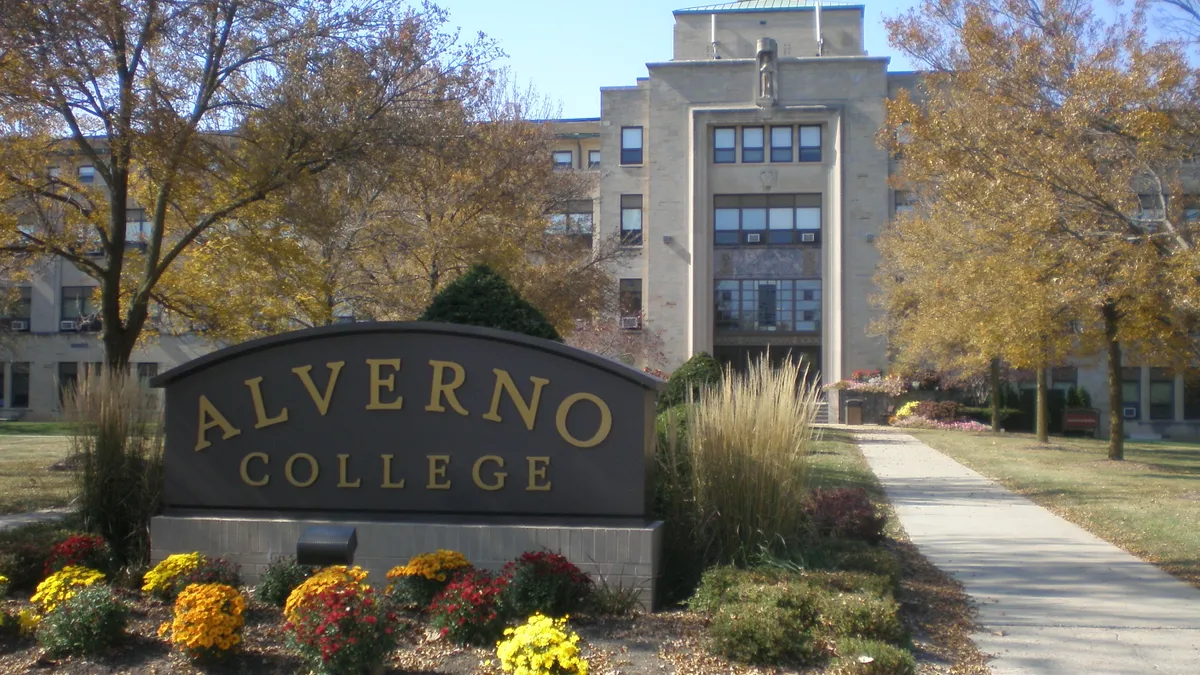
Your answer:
[482,369,549,430]
[427,455,451,490]
[195,395,241,451]
[380,454,405,489]
[285,453,319,488]
[366,359,404,410]
[292,362,345,415]
[245,376,289,429]
[526,456,551,491]
[239,452,269,487]
[555,392,613,448]
[426,360,469,415]
[472,455,507,491]
[337,453,361,488]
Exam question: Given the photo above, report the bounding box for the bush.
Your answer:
[798,539,902,592]
[385,549,472,610]
[0,607,22,643]
[589,575,643,616]
[429,569,507,646]
[0,518,80,593]
[36,585,127,656]
[706,585,822,666]
[159,583,244,662]
[804,488,888,545]
[418,264,561,342]
[832,637,916,675]
[1066,385,1093,409]
[653,405,704,606]
[912,400,959,422]
[284,565,371,625]
[142,552,206,600]
[65,370,164,567]
[256,557,314,608]
[496,613,589,675]
[44,534,113,577]
[286,582,399,675]
[500,551,593,619]
[692,566,895,614]
[818,593,906,644]
[0,573,8,598]
[174,556,241,595]
[32,565,107,614]
[658,352,722,410]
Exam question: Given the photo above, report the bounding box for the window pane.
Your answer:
[621,194,642,209]
[1122,382,1140,404]
[743,148,764,163]
[78,165,95,183]
[714,128,735,149]
[768,208,792,230]
[770,126,792,147]
[552,151,572,167]
[715,232,739,245]
[743,128,764,148]
[588,150,600,168]
[799,126,820,147]
[742,208,766,230]
[1150,381,1174,405]
[621,127,642,149]
[767,230,794,244]
[546,214,568,234]
[796,207,820,229]
[621,208,642,231]
[715,209,739,230]
[11,362,29,408]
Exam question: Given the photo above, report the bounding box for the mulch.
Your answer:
[0,540,993,675]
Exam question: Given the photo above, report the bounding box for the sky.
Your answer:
[435,0,925,119]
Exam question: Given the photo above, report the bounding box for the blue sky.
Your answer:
[436,1,924,118]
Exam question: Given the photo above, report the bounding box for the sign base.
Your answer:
[150,512,663,610]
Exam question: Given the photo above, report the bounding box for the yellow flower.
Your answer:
[18,609,41,636]
[496,613,589,675]
[31,566,106,614]
[142,552,206,597]
[283,565,370,624]
[386,549,471,581]
[162,583,245,660]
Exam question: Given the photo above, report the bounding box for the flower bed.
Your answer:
[891,415,991,432]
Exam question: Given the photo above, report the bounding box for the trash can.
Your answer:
[845,399,863,425]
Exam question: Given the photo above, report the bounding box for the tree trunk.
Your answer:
[990,357,1002,433]
[1036,366,1049,443]
[1103,303,1124,460]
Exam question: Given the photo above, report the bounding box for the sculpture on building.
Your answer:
[756,38,778,106]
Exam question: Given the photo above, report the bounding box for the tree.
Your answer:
[418,264,561,342]
[881,0,1200,458]
[0,0,494,366]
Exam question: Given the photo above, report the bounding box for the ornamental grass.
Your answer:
[496,613,589,675]
[31,565,106,614]
[159,582,245,662]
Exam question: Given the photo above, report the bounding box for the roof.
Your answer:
[675,0,862,13]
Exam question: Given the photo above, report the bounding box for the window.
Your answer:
[3,287,31,331]
[894,190,916,215]
[620,127,643,165]
[78,165,95,184]
[742,127,764,163]
[58,362,78,405]
[136,363,159,381]
[1051,366,1077,391]
[1136,194,1165,223]
[1122,367,1141,419]
[61,286,98,325]
[588,150,600,169]
[620,194,643,245]
[799,125,821,162]
[11,363,29,408]
[770,126,793,162]
[1149,368,1175,421]
[552,151,573,170]
[714,194,821,245]
[1185,370,1200,420]
[713,128,736,163]
[619,279,643,328]
[126,208,151,242]
[714,279,821,333]
[546,200,594,245]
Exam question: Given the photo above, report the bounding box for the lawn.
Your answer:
[910,430,1200,587]
[0,435,73,514]
[0,422,76,436]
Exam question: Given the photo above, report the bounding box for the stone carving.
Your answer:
[760,169,778,191]
[756,37,778,107]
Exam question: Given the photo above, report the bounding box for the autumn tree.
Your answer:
[0,0,494,365]
[881,0,1200,458]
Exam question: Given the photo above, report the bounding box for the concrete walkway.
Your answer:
[856,430,1200,675]
[0,508,69,532]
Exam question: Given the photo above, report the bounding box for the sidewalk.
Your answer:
[855,429,1200,675]
[0,508,69,532]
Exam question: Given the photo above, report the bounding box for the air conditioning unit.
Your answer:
[619,316,641,330]
[746,233,762,243]
[59,320,78,332]
[10,320,27,331]
[800,232,817,243]
[1123,406,1139,419]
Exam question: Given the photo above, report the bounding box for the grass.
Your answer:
[0,435,73,514]
[0,421,76,436]
[809,427,905,539]
[910,430,1200,588]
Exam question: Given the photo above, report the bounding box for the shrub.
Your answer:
[286,582,399,675]
[799,539,902,592]
[32,565,107,614]
[429,569,508,645]
[892,401,919,420]
[706,585,822,666]
[284,565,370,625]
[0,608,21,643]
[496,613,589,675]
[912,400,959,422]
[36,584,127,656]
[256,557,314,607]
[589,576,643,616]
[818,593,906,644]
[1065,385,1093,409]
[500,551,593,619]
[418,264,562,342]
[653,405,704,605]
[385,549,471,610]
[658,352,722,410]
[64,370,165,567]
[158,583,244,662]
[142,552,206,600]
[832,637,916,675]
[44,534,113,577]
[0,573,8,598]
[692,566,895,614]
[174,556,241,595]
[0,518,81,593]
[804,488,888,545]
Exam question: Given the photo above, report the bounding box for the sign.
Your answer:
[153,323,665,519]
[1063,408,1099,433]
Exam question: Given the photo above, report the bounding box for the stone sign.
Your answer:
[153,323,665,519]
